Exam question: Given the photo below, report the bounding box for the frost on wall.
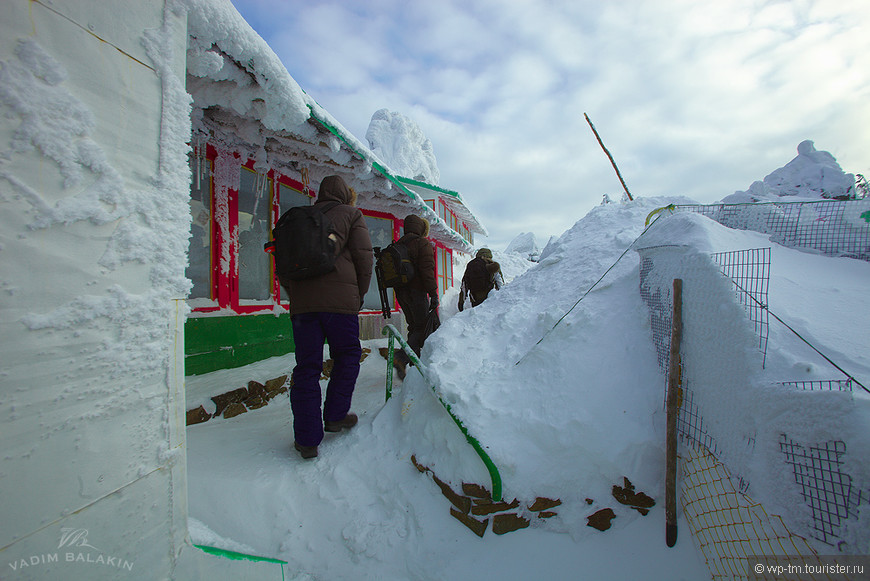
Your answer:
[0,23,192,382]
[0,39,128,227]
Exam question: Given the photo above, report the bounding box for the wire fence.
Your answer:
[674,199,870,262]
[711,248,770,367]
[680,446,824,580]
[778,436,865,548]
[637,240,866,579]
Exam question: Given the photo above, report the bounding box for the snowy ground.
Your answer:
[186,194,869,581]
[186,343,709,581]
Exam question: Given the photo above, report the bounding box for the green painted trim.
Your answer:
[396,175,463,200]
[184,313,294,376]
[194,544,287,565]
[306,105,475,254]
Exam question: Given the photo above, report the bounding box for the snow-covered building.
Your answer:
[395,177,487,290]
[184,8,483,376]
[0,0,484,578]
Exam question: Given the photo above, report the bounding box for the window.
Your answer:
[187,146,318,313]
[279,182,311,213]
[187,145,409,316]
[362,213,396,311]
[187,153,213,300]
[435,245,453,293]
[237,166,273,302]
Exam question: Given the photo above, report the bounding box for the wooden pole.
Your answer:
[665,278,682,547]
[584,113,634,201]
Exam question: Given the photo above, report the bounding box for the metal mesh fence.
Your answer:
[637,242,866,577]
[779,436,865,548]
[638,252,674,372]
[675,200,870,262]
[711,248,770,366]
[778,379,854,393]
[681,447,826,580]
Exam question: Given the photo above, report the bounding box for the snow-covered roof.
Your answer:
[185,0,474,253]
[396,176,488,236]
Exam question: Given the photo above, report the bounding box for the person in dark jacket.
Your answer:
[286,175,373,459]
[393,214,438,379]
[458,248,502,311]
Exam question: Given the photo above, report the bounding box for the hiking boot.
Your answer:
[294,442,318,459]
[324,413,358,433]
[393,358,407,380]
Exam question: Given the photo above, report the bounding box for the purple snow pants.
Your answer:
[290,312,362,447]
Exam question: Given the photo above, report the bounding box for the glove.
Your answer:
[429,296,439,311]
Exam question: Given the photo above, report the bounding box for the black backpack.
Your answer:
[376,240,415,287]
[265,201,340,285]
[463,258,493,293]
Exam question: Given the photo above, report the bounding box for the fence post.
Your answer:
[666,278,683,547]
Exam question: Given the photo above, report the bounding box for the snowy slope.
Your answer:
[187,193,869,579]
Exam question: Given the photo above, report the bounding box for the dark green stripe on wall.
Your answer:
[184,313,294,376]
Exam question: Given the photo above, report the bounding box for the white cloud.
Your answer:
[229,0,870,250]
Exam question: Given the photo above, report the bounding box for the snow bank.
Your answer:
[414,195,868,550]
[504,231,540,260]
[421,197,683,519]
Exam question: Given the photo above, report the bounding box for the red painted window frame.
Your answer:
[191,145,316,315]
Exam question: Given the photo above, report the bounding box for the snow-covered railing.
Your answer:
[382,324,503,501]
[669,199,870,262]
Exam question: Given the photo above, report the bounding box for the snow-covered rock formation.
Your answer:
[722,140,856,203]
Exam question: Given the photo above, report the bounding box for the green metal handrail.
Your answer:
[382,324,503,501]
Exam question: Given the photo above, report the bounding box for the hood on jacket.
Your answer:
[476,248,493,260]
[403,214,430,237]
[317,175,353,205]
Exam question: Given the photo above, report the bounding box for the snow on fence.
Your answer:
[637,241,867,580]
[674,199,870,262]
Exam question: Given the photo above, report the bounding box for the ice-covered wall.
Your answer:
[0,1,187,577]
[0,2,281,579]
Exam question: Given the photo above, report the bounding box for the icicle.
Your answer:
[195,143,201,191]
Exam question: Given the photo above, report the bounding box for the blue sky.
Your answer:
[228,0,870,250]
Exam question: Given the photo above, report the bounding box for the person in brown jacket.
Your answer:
[458,247,503,310]
[286,175,373,459]
[393,214,439,379]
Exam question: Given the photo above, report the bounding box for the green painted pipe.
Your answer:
[193,544,287,565]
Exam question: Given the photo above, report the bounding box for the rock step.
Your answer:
[411,457,656,537]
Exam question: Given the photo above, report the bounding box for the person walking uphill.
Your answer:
[393,214,439,380]
[458,248,502,311]
[285,175,372,460]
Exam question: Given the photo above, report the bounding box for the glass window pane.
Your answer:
[187,154,212,298]
[238,167,272,301]
[363,215,394,311]
[436,246,446,292]
[279,183,311,213]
